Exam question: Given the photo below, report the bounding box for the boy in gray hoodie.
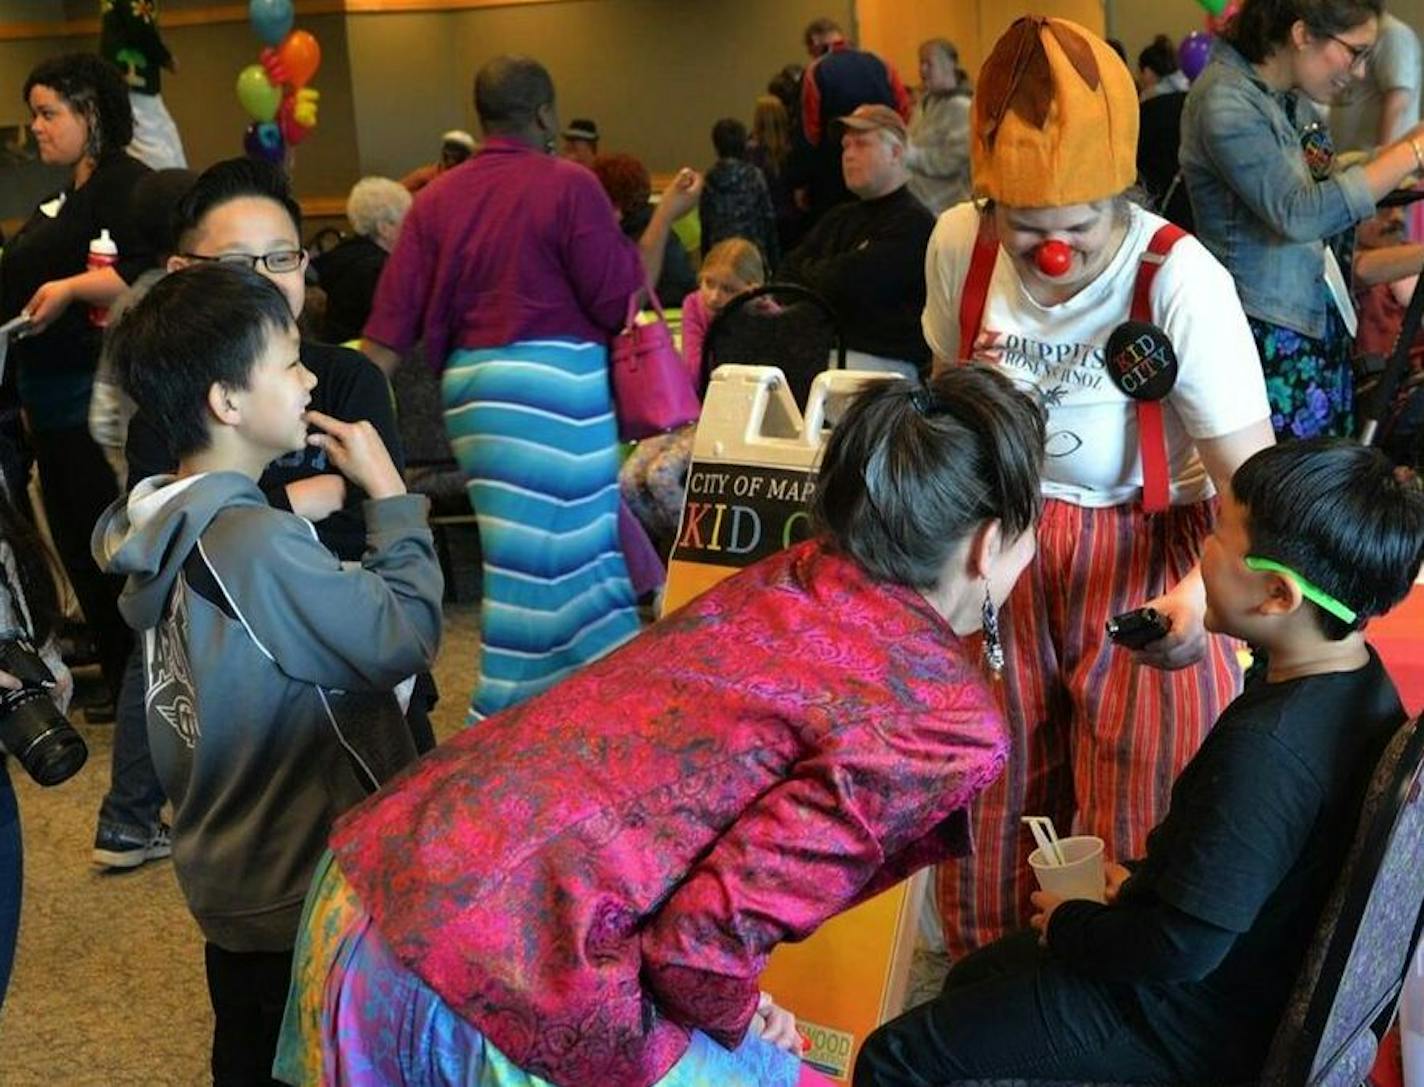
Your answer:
[92,262,442,1085]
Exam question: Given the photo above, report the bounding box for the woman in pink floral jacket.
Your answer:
[274,365,1046,1087]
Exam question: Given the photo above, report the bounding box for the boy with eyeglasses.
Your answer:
[92,158,437,878]
[858,439,1424,1086]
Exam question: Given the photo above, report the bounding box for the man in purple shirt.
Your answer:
[362,56,702,722]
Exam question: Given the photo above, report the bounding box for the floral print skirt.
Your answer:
[1248,310,1354,440]
[274,852,810,1087]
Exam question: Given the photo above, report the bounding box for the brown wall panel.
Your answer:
[347,0,851,180]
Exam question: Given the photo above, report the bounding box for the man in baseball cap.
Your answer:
[779,102,934,379]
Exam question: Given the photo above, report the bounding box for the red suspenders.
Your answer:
[956,215,1185,514]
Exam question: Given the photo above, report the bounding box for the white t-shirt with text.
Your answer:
[923,201,1270,508]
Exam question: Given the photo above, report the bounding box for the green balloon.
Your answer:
[236,64,281,123]
[1197,0,1227,14]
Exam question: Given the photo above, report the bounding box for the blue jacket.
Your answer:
[1180,40,1376,338]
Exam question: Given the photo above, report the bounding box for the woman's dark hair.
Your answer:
[110,263,297,460]
[712,118,748,160]
[172,157,303,251]
[23,52,133,160]
[1139,35,1180,77]
[1233,439,1424,639]
[0,495,62,646]
[813,367,1046,589]
[1224,0,1383,63]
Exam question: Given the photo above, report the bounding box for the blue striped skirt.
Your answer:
[442,340,640,722]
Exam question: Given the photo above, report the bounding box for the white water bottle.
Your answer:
[86,228,118,328]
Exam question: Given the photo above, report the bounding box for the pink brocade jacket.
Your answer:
[330,539,1009,1086]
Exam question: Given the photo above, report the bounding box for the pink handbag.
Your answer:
[611,282,700,441]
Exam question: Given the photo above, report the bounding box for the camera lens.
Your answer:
[0,689,88,787]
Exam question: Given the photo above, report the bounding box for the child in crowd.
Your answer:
[619,237,766,548]
[857,439,1424,1086]
[92,157,436,877]
[94,262,443,1084]
[700,117,779,269]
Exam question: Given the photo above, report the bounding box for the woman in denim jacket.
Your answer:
[1182,0,1424,439]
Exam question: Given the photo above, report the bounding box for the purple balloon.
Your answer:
[1178,31,1214,81]
[243,121,285,164]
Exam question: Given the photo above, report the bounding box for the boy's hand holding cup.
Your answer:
[1027,830,1108,944]
[304,411,406,501]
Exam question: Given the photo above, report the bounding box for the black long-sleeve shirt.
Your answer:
[1046,652,1401,1079]
[126,341,403,563]
[779,184,933,368]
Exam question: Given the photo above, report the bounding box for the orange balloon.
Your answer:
[276,29,321,88]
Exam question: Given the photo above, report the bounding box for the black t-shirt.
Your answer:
[1049,649,1402,1080]
[125,341,403,563]
[780,185,933,367]
[314,236,388,346]
[0,153,152,427]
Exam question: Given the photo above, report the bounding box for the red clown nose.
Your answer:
[1035,239,1072,277]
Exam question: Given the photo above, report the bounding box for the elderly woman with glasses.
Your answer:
[1182,0,1424,440]
[0,52,154,718]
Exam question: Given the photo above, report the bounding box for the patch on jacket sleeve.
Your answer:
[146,583,200,749]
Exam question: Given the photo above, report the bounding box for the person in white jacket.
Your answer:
[906,39,972,214]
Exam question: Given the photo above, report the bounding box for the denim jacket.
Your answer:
[1180,40,1376,338]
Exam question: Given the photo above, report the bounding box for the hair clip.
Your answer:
[910,387,946,416]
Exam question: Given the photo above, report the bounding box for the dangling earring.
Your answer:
[981,581,1004,676]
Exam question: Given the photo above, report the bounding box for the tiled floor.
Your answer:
[0,603,481,1086]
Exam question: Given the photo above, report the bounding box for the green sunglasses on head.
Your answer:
[1243,556,1357,624]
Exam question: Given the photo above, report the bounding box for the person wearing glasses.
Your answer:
[96,158,436,877]
[1181,0,1424,440]
[1328,10,1421,154]
[0,53,153,725]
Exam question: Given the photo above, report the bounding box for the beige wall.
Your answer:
[346,0,851,180]
[857,0,1106,87]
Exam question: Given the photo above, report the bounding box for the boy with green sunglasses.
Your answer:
[859,438,1424,1086]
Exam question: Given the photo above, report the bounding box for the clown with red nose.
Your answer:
[916,13,1275,970]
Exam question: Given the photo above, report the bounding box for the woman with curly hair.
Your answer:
[0,52,153,718]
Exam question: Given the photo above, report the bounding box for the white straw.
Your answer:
[1023,816,1067,867]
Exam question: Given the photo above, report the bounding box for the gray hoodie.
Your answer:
[93,472,442,951]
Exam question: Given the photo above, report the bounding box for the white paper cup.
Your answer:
[1028,835,1106,903]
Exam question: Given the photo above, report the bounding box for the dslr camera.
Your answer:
[0,636,87,786]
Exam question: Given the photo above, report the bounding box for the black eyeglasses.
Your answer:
[180,249,307,274]
[1327,34,1374,68]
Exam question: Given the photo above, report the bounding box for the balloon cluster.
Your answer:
[236,0,322,164]
[1179,0,1242,81]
